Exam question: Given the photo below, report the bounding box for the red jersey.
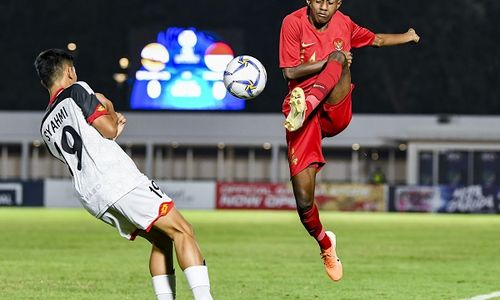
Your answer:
[279,7,375,95]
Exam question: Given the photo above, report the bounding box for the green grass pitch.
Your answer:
[1,209,500,299]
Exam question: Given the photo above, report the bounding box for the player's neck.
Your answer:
[49,79,73,99]
[308,15,329,32]
[49,84,65,100]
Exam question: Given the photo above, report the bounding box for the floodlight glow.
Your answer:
[67,43,77,51]
[119,57,130,69]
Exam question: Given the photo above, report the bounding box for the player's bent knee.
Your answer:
[153,211,196,240]
[327,51,347,66]
[152,211,181,235]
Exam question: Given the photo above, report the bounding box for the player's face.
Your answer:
[307,0,341,28]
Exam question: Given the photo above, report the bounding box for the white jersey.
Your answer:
[40,81,146,217]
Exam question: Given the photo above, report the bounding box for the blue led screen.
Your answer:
[130,27,245,111]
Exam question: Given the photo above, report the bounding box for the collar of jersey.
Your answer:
[48,88,65,105]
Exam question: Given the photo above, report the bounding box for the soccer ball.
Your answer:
[223,55,267,100]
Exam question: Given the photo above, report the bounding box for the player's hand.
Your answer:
[114,112,127,140]
[341,51,353,67]
[407,28,420,43]
[116,112,127,126]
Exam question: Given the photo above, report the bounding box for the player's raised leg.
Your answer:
[324,57,352,106]
[284,51,348,132]
[291,167,343,281]
[152,208,213,300]
[318,59,354,140]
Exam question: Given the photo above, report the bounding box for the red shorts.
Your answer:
[283,84,354,178]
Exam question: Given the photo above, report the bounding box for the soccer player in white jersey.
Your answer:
[35,49,213,300]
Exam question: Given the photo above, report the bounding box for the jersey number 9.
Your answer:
[55,126,83,175]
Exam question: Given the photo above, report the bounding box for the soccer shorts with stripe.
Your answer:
[100,178,174,240]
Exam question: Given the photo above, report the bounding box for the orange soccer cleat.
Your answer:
[320,231,343,282]
[284,87,307,132]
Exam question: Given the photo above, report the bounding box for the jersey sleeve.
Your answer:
[350,18,376,49]
[70,82,109,124]
[279,15,302,68]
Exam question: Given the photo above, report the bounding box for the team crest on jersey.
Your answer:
[333,38,345,51]
[159,202,172,216]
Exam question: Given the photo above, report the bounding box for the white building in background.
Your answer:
[1,112,500,185]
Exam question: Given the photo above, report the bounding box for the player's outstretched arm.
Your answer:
[283,51,353,81]
[92,93,119,139]
[372,28,420,47]
[282,60,328,81]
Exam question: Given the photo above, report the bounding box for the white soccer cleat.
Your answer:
[284,87,307,132]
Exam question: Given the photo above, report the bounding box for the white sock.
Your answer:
[184,265,213,300]
[152,274,176,300]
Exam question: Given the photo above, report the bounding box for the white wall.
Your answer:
[3,112,500,182]
[5,112,500,147]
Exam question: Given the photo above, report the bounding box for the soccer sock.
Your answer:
[152,274,176,300]
[300,204,332,250]
[304,60,343,119]
[184,265,213,300]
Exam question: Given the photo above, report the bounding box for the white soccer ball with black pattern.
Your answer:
[223,55,267,100]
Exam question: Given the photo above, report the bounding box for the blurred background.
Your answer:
[2,0,499,113]
[1,0,500,213]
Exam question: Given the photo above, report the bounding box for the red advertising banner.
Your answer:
[216,182,296,210]
[217,182,386,211]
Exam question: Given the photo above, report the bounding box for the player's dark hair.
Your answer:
[34,49,74,89]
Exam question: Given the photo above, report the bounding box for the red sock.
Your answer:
[299,204,332,250]
[304,60,343,119]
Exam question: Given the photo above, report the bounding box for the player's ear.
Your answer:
[306,0,310,6]
[65,65,71,78]
[337,0,342,8]
[67,65,76,81]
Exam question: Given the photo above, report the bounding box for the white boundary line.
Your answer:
[467,291,500,300]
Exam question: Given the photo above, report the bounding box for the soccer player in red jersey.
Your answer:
[280,0,420,281]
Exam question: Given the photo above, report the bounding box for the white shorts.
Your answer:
[100,179,174,240]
